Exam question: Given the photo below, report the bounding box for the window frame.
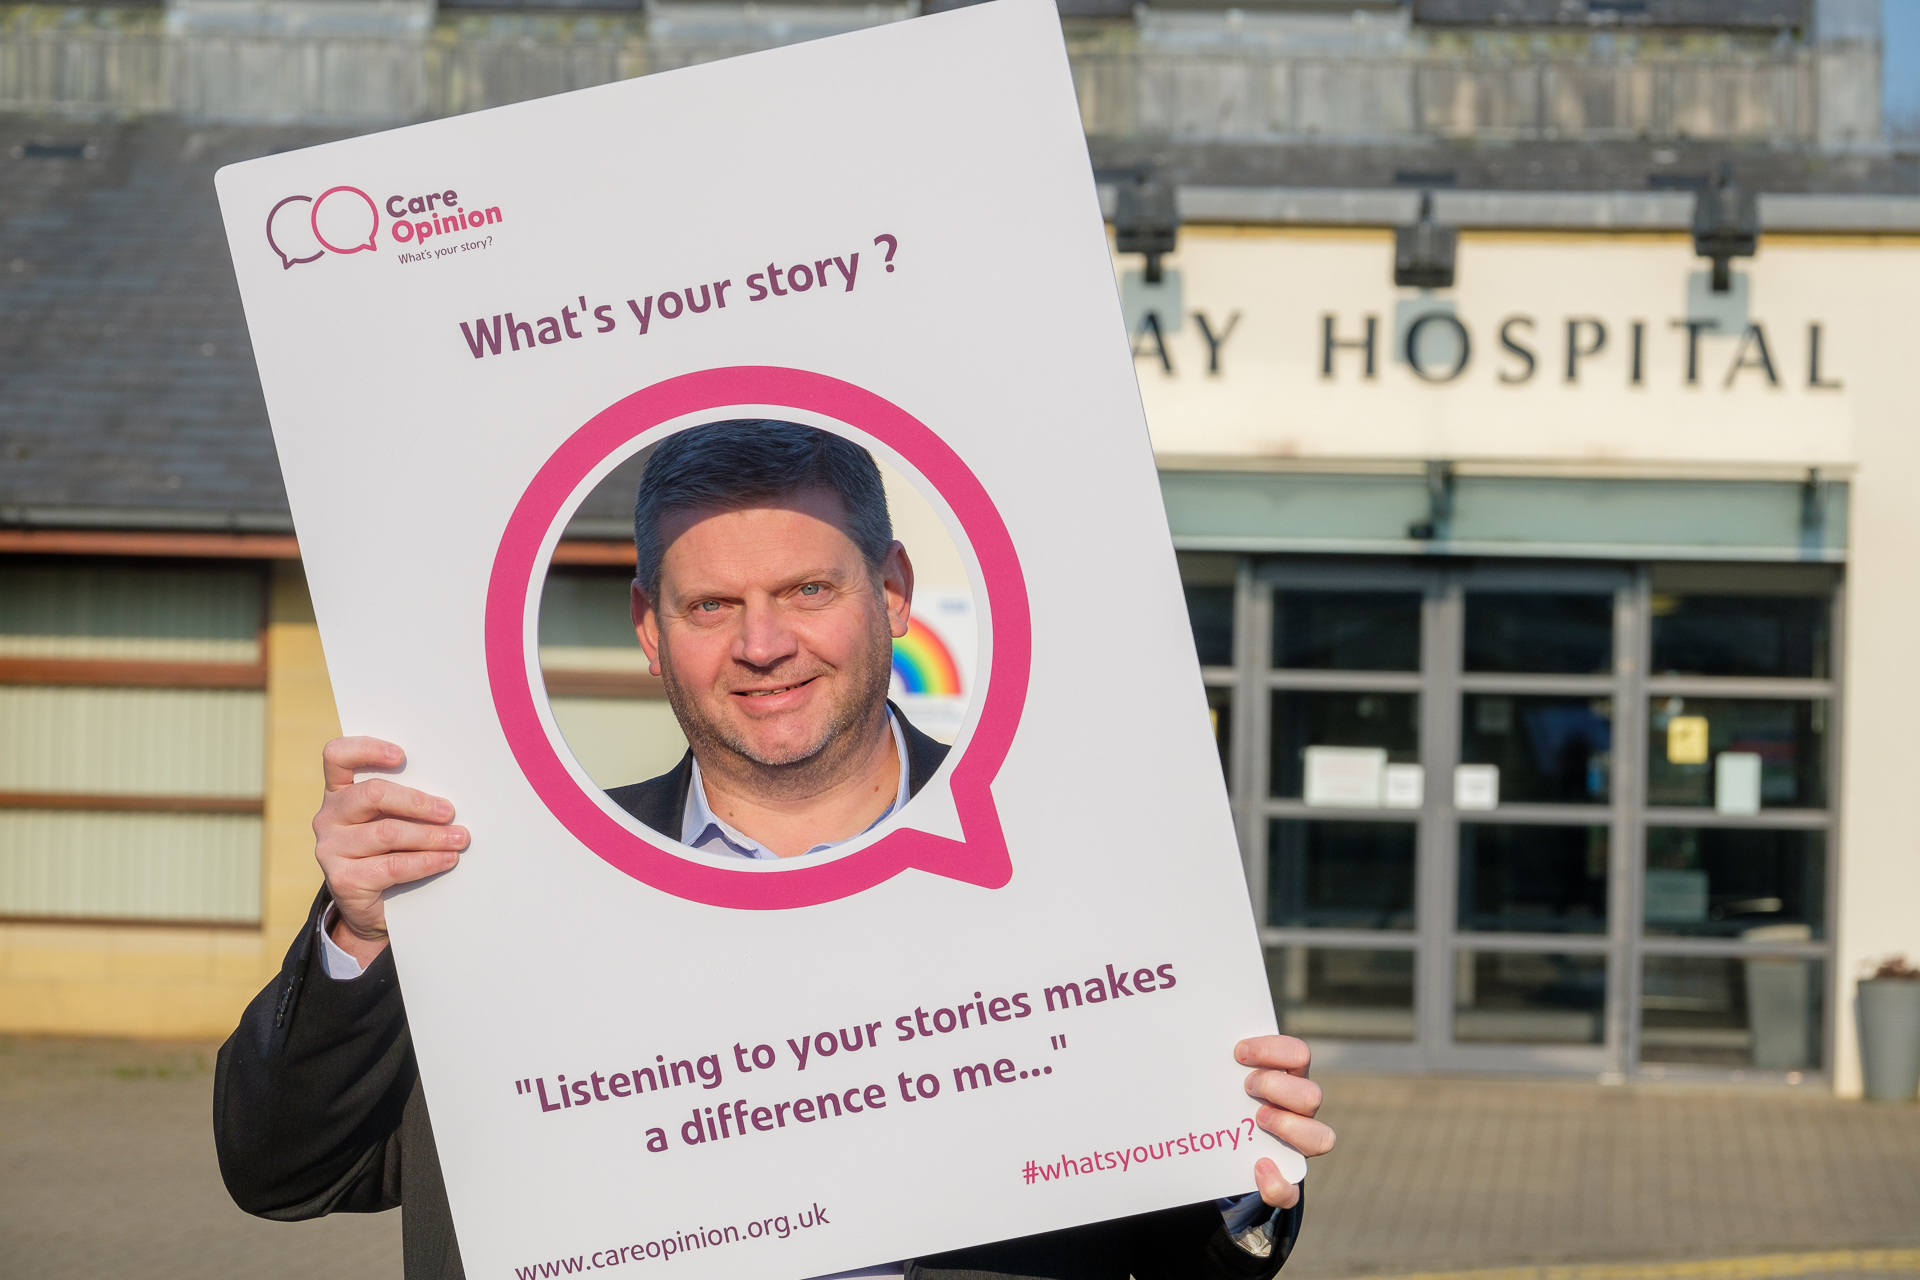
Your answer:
[0,555,271,927]
[1197,554,1841,1082]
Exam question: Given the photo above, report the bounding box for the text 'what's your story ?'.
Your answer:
[455,233,902,361]
[507,960,1183,1156]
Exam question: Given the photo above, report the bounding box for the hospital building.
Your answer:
[0,0,1914,1095]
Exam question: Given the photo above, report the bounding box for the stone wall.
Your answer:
[0,1,1883,145]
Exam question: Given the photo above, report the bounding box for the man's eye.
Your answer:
[696,600,721,612]
[798,584,823,597]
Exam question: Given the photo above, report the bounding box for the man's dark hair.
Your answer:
[632,419,893,599]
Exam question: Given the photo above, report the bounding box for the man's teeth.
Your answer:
[744,684,801,697]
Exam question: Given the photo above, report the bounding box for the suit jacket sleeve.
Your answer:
[907,1193,1304,1280]
[1132,1195,1305,1280]
[213,886,415,1219]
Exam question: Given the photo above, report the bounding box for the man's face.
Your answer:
[632,487,912,774]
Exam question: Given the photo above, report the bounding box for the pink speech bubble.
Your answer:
[265,195,325,270]
[310,186,380,254]
[485,367,1030,910]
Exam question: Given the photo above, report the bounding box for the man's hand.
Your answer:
[314,736,469,967]
[1237,1034,1335,1209]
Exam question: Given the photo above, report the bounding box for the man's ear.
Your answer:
[883,541,914,639]
[632,579,664,676]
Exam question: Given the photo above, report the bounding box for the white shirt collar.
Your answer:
[679,710,911,860]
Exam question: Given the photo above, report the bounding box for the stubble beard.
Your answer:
[659,617,895,801]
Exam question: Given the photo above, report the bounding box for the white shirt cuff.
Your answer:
[317,903,367,980]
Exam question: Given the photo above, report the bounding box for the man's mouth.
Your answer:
[733,677,817,698]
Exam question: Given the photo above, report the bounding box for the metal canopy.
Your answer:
[1161,470,1849,563]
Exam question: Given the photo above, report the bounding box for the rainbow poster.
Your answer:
[891,616,963,696]
[888,590,975,742]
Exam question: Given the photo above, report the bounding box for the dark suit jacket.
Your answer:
[600,701,955,841]
[214,708,1302,1280]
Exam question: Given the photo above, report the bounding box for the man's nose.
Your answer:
[734,596,801,668]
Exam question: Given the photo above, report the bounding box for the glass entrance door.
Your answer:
[1186,554,1839,1079]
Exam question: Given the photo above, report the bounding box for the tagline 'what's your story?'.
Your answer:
[455,232,901,361]
[508,959,1184,1156]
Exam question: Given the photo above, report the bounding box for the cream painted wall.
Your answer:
[1819,294,1920,1097]
[0,561,340,1038]
[260,563,343,971]
[881,457,971,595]
[1124,226,1920,1095]
[1132,227,1884,470]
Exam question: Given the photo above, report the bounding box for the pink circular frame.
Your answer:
[485,367,1029,909]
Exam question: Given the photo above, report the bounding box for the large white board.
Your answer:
[215,2,1296,1274]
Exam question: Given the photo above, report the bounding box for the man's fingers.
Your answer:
[1255,1105,1335,1158]
[322,736,407,791]
[1244,1068,1324,1118]
[1235,1034,1311,1075]
[1253,1157,1299,1210]
[329,847,465,897]
[313,738,465,953]
[322,818,470,863]
[1236,1032,1330,1207]
[321,776,455,828]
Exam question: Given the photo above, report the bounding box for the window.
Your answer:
[1269,690,1420,798]
[1457,824,1608,934]
[1465,592,1612,674]
[1269,820,1416,930]
[1645,697,1827,810]
[1461,695,1612,804]
[0,560,267,924]
[1453,951,1607,1045]
[1265,946,1415,1041]
[1184,584,1235,668]
[1642,827,1825,939]
[1273,590,1421,671]
[1186,555,1838,1079]
[1640,956,1823,1071]
[1650,565,1832,679]
[539,566,687,790]
[1181,553,1239,791]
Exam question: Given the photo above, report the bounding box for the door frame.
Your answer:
[1216,554,1839,1080]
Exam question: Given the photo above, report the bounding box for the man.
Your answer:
[214,422,1335,1280]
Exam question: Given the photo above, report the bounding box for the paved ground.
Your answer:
[3,1036,1918,1279]
[1287,1074,1920,1280]
[0,1036,401,1280]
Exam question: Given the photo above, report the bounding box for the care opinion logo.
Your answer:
[265,187,381,269]
[265,184,503,269]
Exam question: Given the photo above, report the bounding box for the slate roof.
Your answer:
[4,113,1919,536]
[0,116,349,532]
